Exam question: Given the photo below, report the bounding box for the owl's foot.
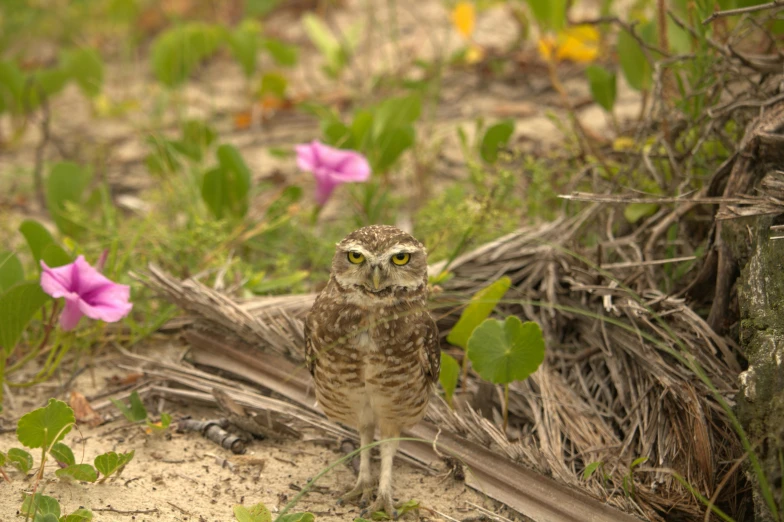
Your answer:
[362,491,397,520]
[337,480,374,507]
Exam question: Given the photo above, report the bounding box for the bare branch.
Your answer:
[703,0,784,25]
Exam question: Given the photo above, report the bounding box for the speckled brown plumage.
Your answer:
[304,225,439,518]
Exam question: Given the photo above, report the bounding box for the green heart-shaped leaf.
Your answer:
[56,464,98,483]
[21,493,61,519]
[467,316,545,385]
[17,398,75,450]
[7,448,33,473]
[50,442,75,466]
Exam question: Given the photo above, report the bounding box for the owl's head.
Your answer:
[332,225,428,297]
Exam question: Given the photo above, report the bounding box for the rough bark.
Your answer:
[737,215,784,522]
[702,99,784,520]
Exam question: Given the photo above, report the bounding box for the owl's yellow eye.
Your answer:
[391,252,410,266]
[347,251,365,264]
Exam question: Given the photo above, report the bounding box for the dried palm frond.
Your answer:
[134,206,743,520]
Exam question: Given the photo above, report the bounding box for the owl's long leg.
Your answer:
[338,412,375,506]
[364,424,399,519]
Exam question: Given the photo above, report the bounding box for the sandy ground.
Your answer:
[0,343,522,522]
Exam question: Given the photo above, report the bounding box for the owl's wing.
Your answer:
[304,314,318,376]
[422,314,441,384]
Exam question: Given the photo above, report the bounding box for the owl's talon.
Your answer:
[363,494,397,520]
[338,482,374,506]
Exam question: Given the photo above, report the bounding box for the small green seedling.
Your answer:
[233,501,315,522]
[111,390,172,434]
[111,391,147,422]
[582,461,602,480]
[48,420,101,483]
[369,499,420,520]
[622,456,648,499]
[6,400,134,487]
[467,316,546,433]
[233,503,271,522]
[94,450,135,483]
[146,413,172,434]
[14,399,105,484]
[582,461,609,488]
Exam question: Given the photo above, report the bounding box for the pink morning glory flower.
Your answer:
[295,140,371,205]
[40,255,133,331]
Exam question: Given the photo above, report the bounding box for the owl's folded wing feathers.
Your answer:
[304,315,317,375]
[421,314,441,384]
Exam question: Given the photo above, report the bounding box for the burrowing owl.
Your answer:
[305,225,440,519]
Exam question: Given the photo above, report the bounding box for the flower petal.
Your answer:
[451,2,476,39]
[309,141,357,171]
[79,272,133,323]
[60,298,83,331]
[296,140,371,204]
[40,260,76,298]
[332,152,371,182]
[71,255,120,297]
[78,293,133,323]
[295,142,318,172]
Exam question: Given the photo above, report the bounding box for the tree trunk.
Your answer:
[737,214,784,522]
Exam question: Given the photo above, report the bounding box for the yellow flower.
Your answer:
[557,25,599,63]
[465,43,485,64]
[451,2,476,39]
[537,25,599,64]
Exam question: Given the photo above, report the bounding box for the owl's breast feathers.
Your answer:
[304,278,440,426]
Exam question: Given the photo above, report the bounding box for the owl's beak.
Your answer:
[372,266,382,290]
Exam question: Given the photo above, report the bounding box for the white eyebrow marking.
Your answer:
[340,242,375,260]
[384,244,415,256]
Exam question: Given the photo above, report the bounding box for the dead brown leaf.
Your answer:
[69,391,104,427]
